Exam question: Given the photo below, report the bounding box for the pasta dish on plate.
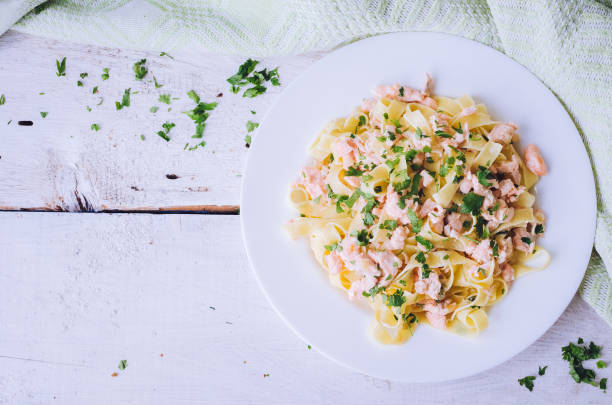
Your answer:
[285,76,550,344]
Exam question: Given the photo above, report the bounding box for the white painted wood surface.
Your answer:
[0,212,610,405]
[0,31,322,211]
[0,30,610,405]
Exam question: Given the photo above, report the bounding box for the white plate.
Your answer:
[240,32,596,382]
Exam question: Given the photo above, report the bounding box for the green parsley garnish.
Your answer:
[40,112,48,118]
[153,76,163,88]
[91,123,100,131]
[92,86,99,94]
[77,81,83,87]
[158,94,171,104]
[244,135,252,147]
[351,229,371,246]
[415,236,433,251]
[150,106,159,113]
[159,51,174,59]
[324,242,340,252]
[477,166,492,187]
[156,121,175,142]
[434,130,452,138]
[597,360,607,369]
[460,192,485,215]
[101,68,110,80]
[538,366,548,376]
[133,59,148,80]
[379,219,398,231]
[407,209,423,233]
[386,290,406,307]
[244,120,259,147]
[535,224,544,234]
[345,166,363,176]
[518,375,536,392]
[362,285,385,298]
[246,120,259,133]
[0,94,5,105]
[521,237,532,245]
[118,360,127,370]
[80,72,88,79]
[227,58,280,97]
[115,88,131,110]
[55,57,66,77]
[183,90,217,140]
[561,338,605,389]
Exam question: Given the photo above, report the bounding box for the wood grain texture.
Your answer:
[0,31,323,211]
[0,212,610,405]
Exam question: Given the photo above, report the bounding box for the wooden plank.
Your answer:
[0,31,323,211]
[0,212,610,404]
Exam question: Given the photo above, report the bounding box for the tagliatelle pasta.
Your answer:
[285,77,550,344]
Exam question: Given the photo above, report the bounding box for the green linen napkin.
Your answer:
[1,0,610,324]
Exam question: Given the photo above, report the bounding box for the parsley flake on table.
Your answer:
[0,94,5,105]
[80,72,88,79]
[91,123,100,131]
[244,120,259,147]
[158,94,171,104]
[77,81,83,87]
[156,121,175,142]
[183,90,217,140]
[133,59,148,80]
[597,360,607,369]
[101,68,110,81]
[55,57,66,77]
[561,338,606,390]
[40,112,48,118]
[153,76,163,88]
[227,58,280,97]
[518,375,536,392]
[150,106,159,113]
[159,51,174,59]
[118,360,127,370]
[92,86,99,94]
[115,88,131,110]
[538,365,548,376]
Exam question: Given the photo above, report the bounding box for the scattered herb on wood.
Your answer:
[56,57,66,77]
[115,88,131,110]
[133,59,148,80]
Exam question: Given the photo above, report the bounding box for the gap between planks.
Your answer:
[0,205,240,215]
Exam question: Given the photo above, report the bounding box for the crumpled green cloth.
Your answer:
[1,0,610,324]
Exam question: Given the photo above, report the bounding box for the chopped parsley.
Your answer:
[518,375,536,392]
[183,90,217,140]
[101,68,110,80]
[434,130,453,138]
[159,51,174,59]
[521,237,532,245]
[407,209,423,233]
[150,106,159,113]
[77,80,83,87]
[415,251,427,264]
[118,360,127,370]
[92,86,99,94]
[158,94,171,104]
[246,120,259,133]
[538,365,548,376]
[345,166,363,176]
[460,192,485,215]
[55,57,66,77]
[399,87,405,97]
[40,112,48,118]
[362,285,386,298]
[597,360,607,369]
[439,156,456,177]
[133,59,148,80]
[156,121,175,142]
[244,120,259,147]
[379,219,398,231]
[90,123,100,131]
[153,76,163,88]
[477,166,492,187]
[115,88,131,110]
[385,290,406,307]
[561,338,606,389]
[0,94,5,105]
[227,58,280,97]
[324,242,340,252]
[475,216,490,239]
[351,229,372,246]
[415,236,433,251]
[535,224,544,234]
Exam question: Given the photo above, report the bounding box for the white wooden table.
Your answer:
[0,31,610,405]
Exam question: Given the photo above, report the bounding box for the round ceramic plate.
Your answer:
[240,32,596,382]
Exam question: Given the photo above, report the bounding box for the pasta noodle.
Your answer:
[285,78,549,344]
